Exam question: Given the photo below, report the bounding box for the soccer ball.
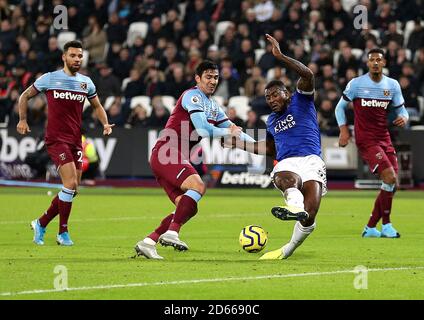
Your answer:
[239,225,268,253]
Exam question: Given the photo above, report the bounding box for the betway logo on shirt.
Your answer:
[360,99,390,109]
[53,90,85,102]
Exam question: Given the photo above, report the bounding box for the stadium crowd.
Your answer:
[1,0,424,134]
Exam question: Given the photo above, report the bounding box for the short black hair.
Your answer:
[368,48,385,56]
[195,60,218,77]
[64,40,83,52]
[265,80,286,91]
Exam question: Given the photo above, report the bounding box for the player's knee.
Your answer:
[274,175,299,191]
[193,182,206,196]
[63,178,78,191]
[382,174,396,185]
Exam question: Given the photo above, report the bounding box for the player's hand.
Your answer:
[393,116,407,127]
[338,131,350,147]
[103,123,115,135]
[229,124,242,138]
[265,33,283,58]
[17,120,31,135]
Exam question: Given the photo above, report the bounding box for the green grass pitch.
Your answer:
[1,187,423,300]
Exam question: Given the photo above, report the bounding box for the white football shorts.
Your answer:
[271,154,327,195]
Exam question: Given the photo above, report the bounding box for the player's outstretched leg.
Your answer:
[260,221,316,260]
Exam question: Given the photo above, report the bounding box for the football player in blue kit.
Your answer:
[226,34,327,260]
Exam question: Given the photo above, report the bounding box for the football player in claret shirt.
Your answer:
[17,41,114,246]
[224,34,327,260]
[134,60,255,259]
[335,48,408,238]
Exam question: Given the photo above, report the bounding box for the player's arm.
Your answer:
[391,105,409,127]
[17,86,39,135]
[265,33,314,93]
[390,80,408,127]
[223,134,276,158]
[190,112,241,138]
[216,118,256,142]
[335,97,350,147]
[89,96,115,135]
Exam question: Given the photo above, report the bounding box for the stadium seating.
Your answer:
[212,95,225,107]
[214,21,233,45]
[131,95,151,109]
[161,95,176,113]
[228,96,250,121]
[127,22,149,47]
[121,77,131,92]
[254,48,266,63]
[57,31,76,50]
[82,50,89,68]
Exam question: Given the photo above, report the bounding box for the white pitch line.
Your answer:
[2,266,424,297]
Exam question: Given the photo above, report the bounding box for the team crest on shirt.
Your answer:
[383,90,390,96]
[59,153,66,161]
[375,152,383,160]
[80,82,87,90]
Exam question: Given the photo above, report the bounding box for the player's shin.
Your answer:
[39,195,59,227]
[380,182,395,224]
[58,187,75,234]
[168,190,202,233]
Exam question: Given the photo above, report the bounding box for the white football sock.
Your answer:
[283,221,316,257]
[143,237,156,246]
[283,187,305,209]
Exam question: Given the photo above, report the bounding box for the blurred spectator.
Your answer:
[83,15,107,64]
[244,66,266,98]
[106,96,126,126]
[165,64,190,100]
[317,99,338,136]
[0,19,17,55]
[112,47,132,80]
[144,67,166,98]
[127,104,150,128]
[250,82,269,117]
[399,75,420,121]
[244,110,266,130]
[124,68,145,98]
[382,21,404,47]
[226,106,244,128]
[106,12,127,44]
[407,19,424,57]
[214,66,239,103]
[44,37,63,72]
[94,64,121,103]
[184,0,211,35]
[148,96,170,128]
